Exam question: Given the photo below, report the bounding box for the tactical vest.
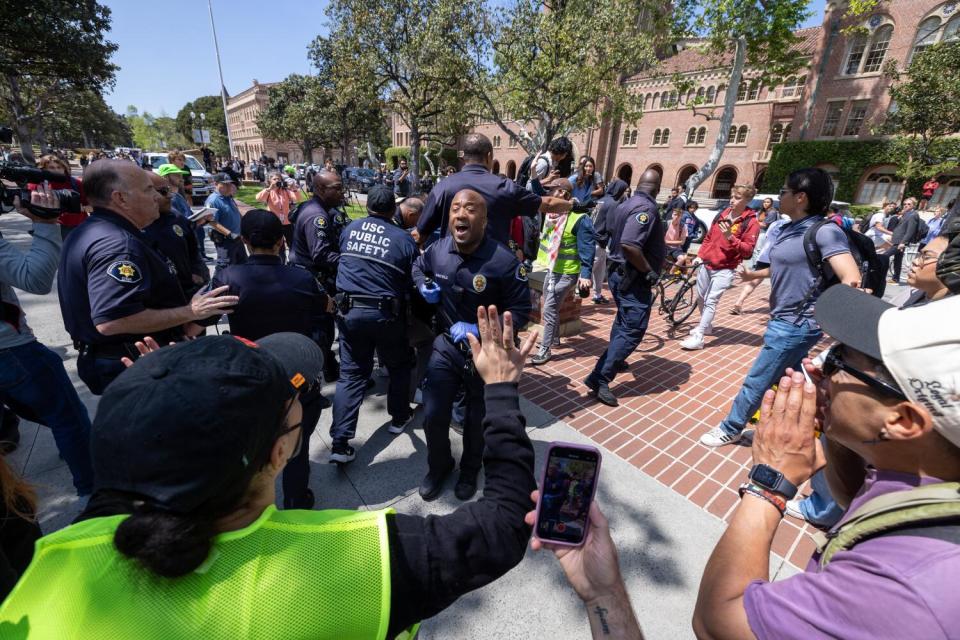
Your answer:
[0,506,419,640]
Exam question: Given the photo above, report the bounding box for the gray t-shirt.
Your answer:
[768,215,850,326]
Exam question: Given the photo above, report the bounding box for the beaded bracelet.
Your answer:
[738,482,786,517]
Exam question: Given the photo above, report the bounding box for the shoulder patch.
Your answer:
[315,229,327,240]
[636,212,650,224]
[516,263,529,282]
[314,216,327,228]
[172,224,184,237]
[473,273,488,293]
[107,260,142,284]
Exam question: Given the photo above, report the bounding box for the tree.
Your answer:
[465,0,675,155]
[326,0,483,185]
[43,90,131,149]
[0,0,118,162]
[255,74,330,162]
[672,0,811,196]
[881,41,960,182]
[125,107,190,151]
[175,96,230,157]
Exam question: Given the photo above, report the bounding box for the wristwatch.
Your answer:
[747,464,798,499]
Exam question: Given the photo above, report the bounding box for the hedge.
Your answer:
[763,140,924,203]
[385,146,458,171]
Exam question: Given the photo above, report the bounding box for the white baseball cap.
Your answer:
[815,286,960,447]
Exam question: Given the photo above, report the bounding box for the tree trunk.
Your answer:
[409,118,421,192]
[5,74,36,164]
[684,35,747,198]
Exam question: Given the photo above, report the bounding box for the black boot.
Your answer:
[419,458,454,501]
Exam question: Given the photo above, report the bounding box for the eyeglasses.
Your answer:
[156,187,171,196]
[913,251,941,267]
[822,344,907,400]
[779,188,794,197]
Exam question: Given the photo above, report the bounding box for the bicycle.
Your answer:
[651,261,700,326]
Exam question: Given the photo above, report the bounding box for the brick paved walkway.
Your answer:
[519,280,821,569]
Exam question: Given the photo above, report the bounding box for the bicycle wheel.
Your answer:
[668,280,697,325]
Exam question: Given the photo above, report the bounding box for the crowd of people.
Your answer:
[0,130,959,638]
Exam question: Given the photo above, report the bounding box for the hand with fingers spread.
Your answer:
[752,371,824,487]
[466,305,538,385]
[120,336,173,368]
[189,285,239,321]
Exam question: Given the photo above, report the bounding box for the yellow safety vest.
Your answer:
[0,505,419,640]
[536,212,584,275]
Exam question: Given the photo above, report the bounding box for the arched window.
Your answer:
[661,128,671,145]
[686,127,697,145]
[696,126,707,144]
[622,129,631,145]
[652,92,660,109]
[946,15,960,43]
[863,24,894,73]
[629,130,638,145]
[737,82,748,102]
[748,80,761,101]
[931,177,960,206]
[717,84,726,103]
[727,125,738,143]
[686,89,695,104]
[713,167,738,199]
[706,86,716,103]
[912,16,941,60]
[660,93,670,109]
[736,125,749,144]
[506,160,517,180]
[768,123,784,150]
[677,165,697,187]
[671,90,679,107]
[696,87,705,101]
[653,129,662,146]
[783,123,792,141]
[857,168,902,204]
[844,32,869,74]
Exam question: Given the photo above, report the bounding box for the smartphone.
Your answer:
[534,442,602,547]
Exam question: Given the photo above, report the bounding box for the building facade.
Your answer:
[390,0,959,206]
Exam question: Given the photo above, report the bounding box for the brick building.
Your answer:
[391,0,959,206]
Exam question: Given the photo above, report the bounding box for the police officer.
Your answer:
[205,173,245,278]
[412,189,532,501]
[393,196,423,231]
[202,209,333,509]
[290,169,350,381]
[142,171,208,297]
[327,186,418,464]
[585,169,666,407]
[413,134,573,247]
[59,160,237,395]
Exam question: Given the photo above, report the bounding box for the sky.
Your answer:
[103,0,829,117]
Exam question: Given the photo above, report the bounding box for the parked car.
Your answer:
[144,152,214,205]
[343,167,377,194]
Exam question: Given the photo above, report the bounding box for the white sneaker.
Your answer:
[785,499,806,521]
[699,427,742,447]
[680,332,705,350]
[702,326,714,336]
[388,416,411,435]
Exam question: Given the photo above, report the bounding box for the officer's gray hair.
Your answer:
[83,159,128,206]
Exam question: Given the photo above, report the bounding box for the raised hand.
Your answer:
[466,305,538,384]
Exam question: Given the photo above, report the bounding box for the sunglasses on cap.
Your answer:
[822,344,907,400]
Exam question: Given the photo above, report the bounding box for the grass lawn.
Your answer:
[235,185,365,219]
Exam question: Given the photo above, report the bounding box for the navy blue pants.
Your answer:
[0,341,94,495]
[330,308,412,445]
[423,335,485,477]
[213,237,246,279]
[77,352,128,396]
[591,270,653,385]
[282,385,324,508]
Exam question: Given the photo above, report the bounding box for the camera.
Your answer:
[0,163,81,219]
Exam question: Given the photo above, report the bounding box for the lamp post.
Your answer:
[207,0,234,158]
[189,111,197,145]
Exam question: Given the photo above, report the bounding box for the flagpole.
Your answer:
[208,0,234,158]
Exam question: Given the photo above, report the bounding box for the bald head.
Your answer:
[83,159,159,228]
[311,169,343,207]
[398,197,424,229]
[635,169,661,199]
[462,133,494,168]
[449,189,487,251]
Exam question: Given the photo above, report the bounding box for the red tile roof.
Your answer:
[627,27,822,82]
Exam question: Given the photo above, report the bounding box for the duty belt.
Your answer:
[336,293,402,315]
[74,340,139,360]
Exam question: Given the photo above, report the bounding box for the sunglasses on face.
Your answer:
[156,187,171,196]
[822,344,907,400]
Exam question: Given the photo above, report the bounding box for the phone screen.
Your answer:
[536,445,600,545]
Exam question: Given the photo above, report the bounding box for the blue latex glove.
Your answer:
[450,322,479,345]
[419,281,441,304]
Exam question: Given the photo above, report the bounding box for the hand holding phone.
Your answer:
[534,443,601,547]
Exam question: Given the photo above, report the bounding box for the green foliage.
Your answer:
[384,146,457,170]
[125,106,190,151]
[42,90,131,149]
[849,204,877,219]
[469,0,670,153]
[880,41,960,181]
[175,96,229,157]
[764,139,928,202]
[0,0,118,161]
[255,74,329,160]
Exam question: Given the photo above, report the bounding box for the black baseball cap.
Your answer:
[367,184,396,214]
[241,208,284,247]
[814,286,892,360]
[214,172,235,184]
[91,334,323,513]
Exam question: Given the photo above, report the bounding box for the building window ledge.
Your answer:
[834,72,883,81]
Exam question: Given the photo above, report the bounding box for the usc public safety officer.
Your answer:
[412,189,531,502]
[58,160,237,394]
[328,185,418,465]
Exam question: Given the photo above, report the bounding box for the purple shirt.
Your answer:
[745,469,960,639]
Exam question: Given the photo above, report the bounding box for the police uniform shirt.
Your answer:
[58,208,187,345]
[142,211,203,296]
[415,164,543,246]
[606,192,666,275]
[290,197,349,275]
[337,216,417,298]
[205,255,328,341]
[412,235,532,329]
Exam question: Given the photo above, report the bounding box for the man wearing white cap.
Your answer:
[694,286,960,639]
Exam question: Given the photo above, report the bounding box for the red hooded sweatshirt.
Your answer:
[696,207,760,270]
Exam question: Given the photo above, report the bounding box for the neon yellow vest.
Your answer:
[0,506,419,640]
[536,212,584,275]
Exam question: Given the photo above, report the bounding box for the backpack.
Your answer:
[914,217,930,244]
[814,482,960,568]
[803,218,886,298]
[514,154,536,189]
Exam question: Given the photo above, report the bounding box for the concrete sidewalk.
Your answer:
[3,213,802,638]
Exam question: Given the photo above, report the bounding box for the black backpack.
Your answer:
[514,154,536,188]
[803,218,886,298]
[914,217,930,244]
